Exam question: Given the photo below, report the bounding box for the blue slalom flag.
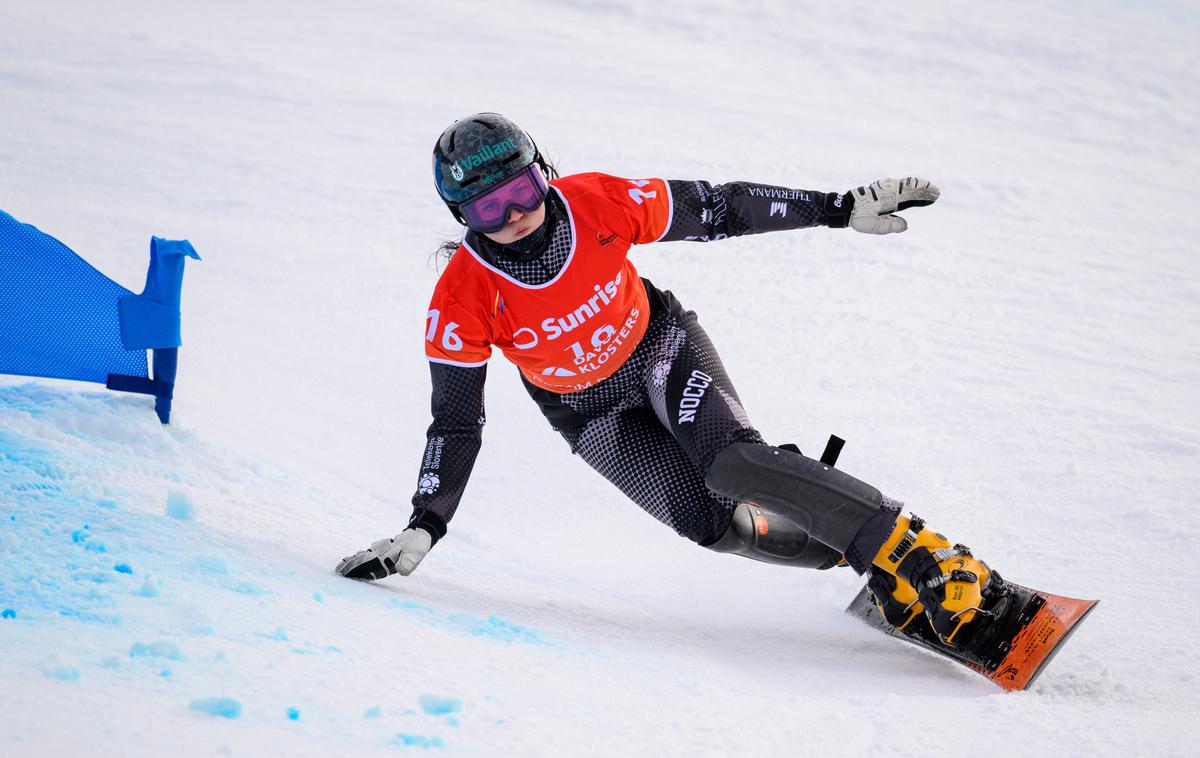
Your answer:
[0,210,199,423]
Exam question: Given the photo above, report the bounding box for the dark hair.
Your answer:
[430,156,561,269]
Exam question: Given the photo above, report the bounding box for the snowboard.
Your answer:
[847,579,1098,692]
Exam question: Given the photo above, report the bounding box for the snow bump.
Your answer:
[418,695,463,717]
[390,733,444,749]
[189,697,242,719]
[165,491,196,521]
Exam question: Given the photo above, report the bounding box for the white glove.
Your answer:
[335,527,433,580]
[848,177,940,235]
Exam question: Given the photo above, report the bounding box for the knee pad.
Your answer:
[705,442,883,553]
[706,502,842,569]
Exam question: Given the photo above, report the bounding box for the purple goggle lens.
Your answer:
[459,165,549,233]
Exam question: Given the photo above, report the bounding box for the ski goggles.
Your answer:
[458,164,549,233]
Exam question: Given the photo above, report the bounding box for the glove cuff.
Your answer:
[823,191,854,228]
[408,507,448,546]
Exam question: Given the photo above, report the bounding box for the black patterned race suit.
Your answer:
[406,179,852,549]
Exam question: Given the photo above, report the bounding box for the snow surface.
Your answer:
[2,0,1198,755]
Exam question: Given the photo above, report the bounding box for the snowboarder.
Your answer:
[337,112,993,653]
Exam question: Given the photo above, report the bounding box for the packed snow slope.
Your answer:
[2,1,1198,755]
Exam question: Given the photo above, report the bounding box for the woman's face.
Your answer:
[480,201,547,246]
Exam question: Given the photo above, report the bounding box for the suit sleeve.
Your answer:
[410,279,493,540]
[657,179,853,242]
[407,361,487,542]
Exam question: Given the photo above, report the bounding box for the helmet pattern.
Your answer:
[433,113,540,211]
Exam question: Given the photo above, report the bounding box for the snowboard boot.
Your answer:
[865,567,929,633]
[869,513,996,648]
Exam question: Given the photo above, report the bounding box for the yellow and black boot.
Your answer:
[865,567,929,634]
[870,514,994,647]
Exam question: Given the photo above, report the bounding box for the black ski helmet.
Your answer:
[432,113,547,226]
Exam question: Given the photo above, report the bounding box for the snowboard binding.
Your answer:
[869,513,1004,650]
[864,515,1056,669]
[866,563,1050,671]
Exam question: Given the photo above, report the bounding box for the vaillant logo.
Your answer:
[450,138,517,181]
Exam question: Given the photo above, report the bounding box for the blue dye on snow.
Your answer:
[418,695,462,717]
[58,606,122,625]
[312,592,324,603]
[71,528,89,543]
[2,609,15,619]
[464,614,550,646]
[114,563,133,574]
[389,599,554,647]
[390,733,444,749]
[390,598,434,613]
[43,664,80,682]
[97,499,118,509]
[165,491,195,521]
[138,577,161,597]
[190,697,241,719]
[130,640,184,660]
[286,707,300,720]
[364,706,382,719]
[193,555,228,575]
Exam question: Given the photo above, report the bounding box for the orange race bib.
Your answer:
[424,173,673,392]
